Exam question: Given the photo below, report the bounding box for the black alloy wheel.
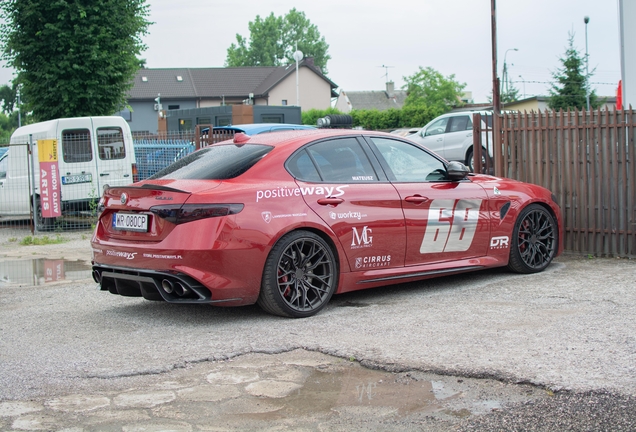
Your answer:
[508,204,558,274]
[258,230,337,318]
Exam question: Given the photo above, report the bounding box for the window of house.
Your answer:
[168,105,180,110]
[282,100,288,106]
[179,119,193,132]
[62,129,93,163]
[261,115,283,123]
[116,107,132,122]
[216,117,232,126]
[97,127,126,160]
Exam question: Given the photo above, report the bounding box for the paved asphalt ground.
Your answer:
[0,227,635,430]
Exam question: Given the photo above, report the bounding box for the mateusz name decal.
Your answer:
[256,185,348,202]
[420,199,482,254]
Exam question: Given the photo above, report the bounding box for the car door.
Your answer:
[411,117,449,158]
[366,136,490,267]
[443,115,473,163]
[288,137,406,271]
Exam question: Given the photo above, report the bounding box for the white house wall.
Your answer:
[268,68,332,110]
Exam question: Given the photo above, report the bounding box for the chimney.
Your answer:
[386,81,395,97]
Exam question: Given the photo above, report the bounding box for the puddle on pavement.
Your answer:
[278,367,446,416]
[0,258,92,286]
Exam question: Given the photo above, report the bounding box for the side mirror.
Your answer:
[446,161,469,180]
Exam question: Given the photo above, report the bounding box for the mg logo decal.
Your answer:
[351,226,373,249]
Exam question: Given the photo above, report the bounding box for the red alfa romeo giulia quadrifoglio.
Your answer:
[91,129,562,317]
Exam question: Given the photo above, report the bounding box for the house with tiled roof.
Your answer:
[334,82,407,113]
[119,57,338,133]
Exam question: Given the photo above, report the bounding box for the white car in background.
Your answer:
[407,111,493,172]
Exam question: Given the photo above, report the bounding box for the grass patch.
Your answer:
[19,235,68,246]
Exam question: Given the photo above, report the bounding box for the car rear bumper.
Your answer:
[92,263,243,305]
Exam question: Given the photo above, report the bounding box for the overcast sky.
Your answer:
[0,0,622,102]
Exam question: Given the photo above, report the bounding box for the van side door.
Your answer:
[90,117,135,190]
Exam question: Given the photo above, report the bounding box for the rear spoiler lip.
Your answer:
[105,184,190,194]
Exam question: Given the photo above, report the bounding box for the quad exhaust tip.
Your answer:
[161,279,174,294]
[162,279,191,297]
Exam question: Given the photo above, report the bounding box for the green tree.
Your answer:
[501,84,520,105]
[403,67,466,113]
[0,0,151,121]
[548,33,599,111]
[225,8,331,74]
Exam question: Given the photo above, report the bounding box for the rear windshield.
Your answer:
[149,144,273,180]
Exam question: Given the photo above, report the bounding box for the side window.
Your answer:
[287,138,376,183]
[287,150,321,182]
[0,153,8,179]
[448,116,472,132]
[424,118,449,136]
[97,127,126,160]
[62,129,92,163]
[370,137,447,182]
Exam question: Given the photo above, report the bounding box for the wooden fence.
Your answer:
[484,109,635,257]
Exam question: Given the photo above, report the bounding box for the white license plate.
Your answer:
[62,174,93,185]
[112,213,148,232]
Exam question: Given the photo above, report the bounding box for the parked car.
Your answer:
[407,111,493,172]
[91,129,563,318]
[0,116,136,229]
[198,123,316,149]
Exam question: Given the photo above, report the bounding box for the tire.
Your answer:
[257,230,338,318]
[35,198,55,231]
[466,147,492,174]
[507,204,558,274]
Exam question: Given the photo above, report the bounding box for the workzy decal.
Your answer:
[256,185,348,202]
[420,199,483,254]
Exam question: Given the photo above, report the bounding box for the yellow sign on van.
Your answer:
[37,139,58,163]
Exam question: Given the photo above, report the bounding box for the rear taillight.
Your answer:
[132,163,139,182]
[149,204,244,224]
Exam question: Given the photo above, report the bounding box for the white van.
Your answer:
[0,116,136,229]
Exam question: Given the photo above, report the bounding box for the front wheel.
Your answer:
[258,230,338,318]
[508,204,558,273]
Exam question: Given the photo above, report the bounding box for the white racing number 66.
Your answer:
[420,199,482,254]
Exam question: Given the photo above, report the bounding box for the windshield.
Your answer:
[150,144,273,180]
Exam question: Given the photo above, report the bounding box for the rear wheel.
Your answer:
[508,204,558,273]
[258,230,338,318]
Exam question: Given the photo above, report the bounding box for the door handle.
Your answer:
[100,173,110,177]
[405,195,428,204]
[317,198,344,206]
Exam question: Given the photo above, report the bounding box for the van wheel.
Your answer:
[35,199,55,231]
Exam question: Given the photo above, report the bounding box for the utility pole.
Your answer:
[491,0,501,176]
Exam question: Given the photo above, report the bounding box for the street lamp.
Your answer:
[502,48,518,97]
[293,49,303,107]
[518,75,526,99]
[584,16,590,111]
